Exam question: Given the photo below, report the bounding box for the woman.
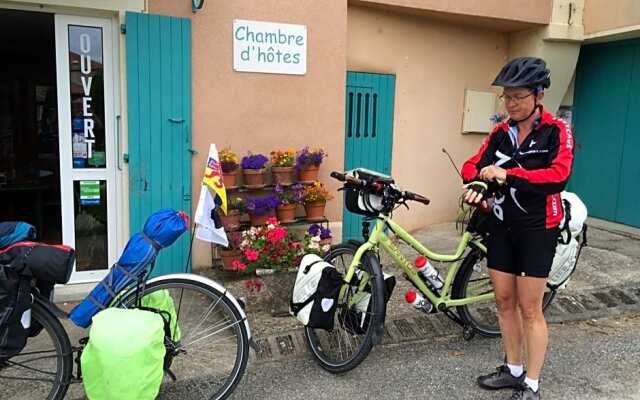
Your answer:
[462,57,574,400]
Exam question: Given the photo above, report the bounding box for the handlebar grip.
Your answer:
[330,171,346,181]
[331,171,364,186]
[405,191,431,205]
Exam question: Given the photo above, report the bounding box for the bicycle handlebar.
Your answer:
[330,171,430,206]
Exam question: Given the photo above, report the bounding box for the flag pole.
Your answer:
[184,223,197,274]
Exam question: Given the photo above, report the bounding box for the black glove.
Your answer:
[464,181,488,197]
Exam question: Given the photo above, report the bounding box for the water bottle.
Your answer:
[415,256,443,289]
[405,290,433,313]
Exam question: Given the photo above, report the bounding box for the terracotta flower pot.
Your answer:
[243,168,266,188]
[249,211,274,226]
[305,200,326,221]
[219,248,242,271]
[220,209,241,231]
[222,170,239,189]
[298,165,320,183]
[276,204,297,223]
[272,166,295,186]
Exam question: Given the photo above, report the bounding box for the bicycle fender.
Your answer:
[362,251,387,345]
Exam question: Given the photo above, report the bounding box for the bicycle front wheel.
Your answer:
[114,277,249,400]
[304,244,385,374]
[452,250,556,337]
[0,300,73,400]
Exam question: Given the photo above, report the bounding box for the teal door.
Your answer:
[572,39,640,227]
[343,72,395,240]
[126,12,193,275]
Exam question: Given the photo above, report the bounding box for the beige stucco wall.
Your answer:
[149,0,348,268]
[347,5,508,232]
[508,0,583,114]
[351,0,552,25]
[583,0,640,35]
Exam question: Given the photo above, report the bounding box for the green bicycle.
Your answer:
[304,169,555,373]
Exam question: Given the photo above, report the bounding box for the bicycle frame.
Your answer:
[339,214,494,310]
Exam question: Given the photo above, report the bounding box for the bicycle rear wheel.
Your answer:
[452,250,556,337]
[304,244,385,374]
[0,300,73,400]
[114,276,249,400]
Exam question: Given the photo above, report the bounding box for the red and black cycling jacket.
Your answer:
[461,108,574,230]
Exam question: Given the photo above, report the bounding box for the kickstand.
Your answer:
[165,368,177,382]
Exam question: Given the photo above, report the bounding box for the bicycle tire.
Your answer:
[304,244,386,374]
[114,277,249,400]
[0,300,73,400]
[452,250,556,337]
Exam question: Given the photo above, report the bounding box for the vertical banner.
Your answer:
[194,144,228,246]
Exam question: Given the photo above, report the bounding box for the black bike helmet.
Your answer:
[492,57,551,89]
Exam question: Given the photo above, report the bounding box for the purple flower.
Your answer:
[246,195,279,216]
[295,147,326,170]
[241,154,269,170]
[320,228,332,240]
[308,224,320,236]
[274,184,284,194]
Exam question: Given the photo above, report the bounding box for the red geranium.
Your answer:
[238,218,303,273]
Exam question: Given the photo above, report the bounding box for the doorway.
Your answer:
[0,9,61,243]
[1,9,118,284]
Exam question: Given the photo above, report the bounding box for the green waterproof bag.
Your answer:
[81,308,166,400]
[141,289,182,342]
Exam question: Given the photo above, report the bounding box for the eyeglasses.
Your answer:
[498,92,534,104]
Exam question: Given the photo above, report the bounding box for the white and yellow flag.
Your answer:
[194,144,228,246]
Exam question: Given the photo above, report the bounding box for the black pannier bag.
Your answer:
[0,241,75,359]
[0,264,32,361]
[290,254,344,330]
[0,241,75,284]
[344,168,395,217]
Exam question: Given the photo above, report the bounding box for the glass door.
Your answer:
[55,15,117,283]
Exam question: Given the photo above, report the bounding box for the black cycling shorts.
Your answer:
[486,218,559,278]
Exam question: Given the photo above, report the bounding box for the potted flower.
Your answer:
[302,181,334,221]
[270,148,296,185]
[218,231,245,272]
[274,183,304,223]
[241,153,269,188]
[304,224,332,256]
[219,197,246,231]
[295,147,326,183]
[220,148,240,188]
[309,224,332,246]
[239,218,304,315]
[245,195,279,226]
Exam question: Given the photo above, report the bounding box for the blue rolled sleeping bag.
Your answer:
[0,221,36,249]
[69,209,189,328]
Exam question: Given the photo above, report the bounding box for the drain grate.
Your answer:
[394,318,418,338]
[609,289,636,305]
[254,338,273,361]
[576,294,602,311]
[275,334,296,356]
[592,292,618,308]
[556,296,584,314]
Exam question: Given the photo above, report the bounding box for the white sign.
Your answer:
[233,19,307,75]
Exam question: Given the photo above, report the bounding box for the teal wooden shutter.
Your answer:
[343,72,395,240]
[126,12,193,275]
[571,39,640,227]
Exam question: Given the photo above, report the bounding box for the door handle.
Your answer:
[169,117,185,123]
